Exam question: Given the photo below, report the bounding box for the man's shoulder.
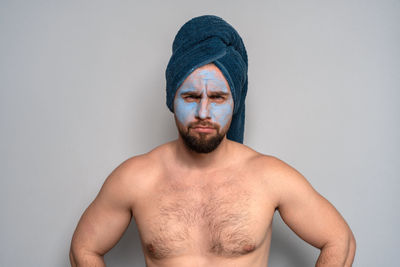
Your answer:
[121,141,174,167]
[232,144,306,204]
[252,155,311,198]
[105,143,173,191]
[232,142,275,164]
[236,143,302,180]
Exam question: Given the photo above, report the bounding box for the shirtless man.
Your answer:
[69,16,356,267]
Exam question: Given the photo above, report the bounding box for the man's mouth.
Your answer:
[192,127,215,133]
[190,124,216,133]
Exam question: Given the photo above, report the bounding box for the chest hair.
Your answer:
[145,179,258,259]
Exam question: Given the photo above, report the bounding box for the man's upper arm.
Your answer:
[70,159,136,257]
[269,157,353,250]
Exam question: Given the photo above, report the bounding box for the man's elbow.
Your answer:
[69,249,77,267]
[317,228,356,266]
[69,245,87,267]
[345,229,356,266]
[336,227,356,265]
[69,244,105,267]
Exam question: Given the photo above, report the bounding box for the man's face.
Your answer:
[173,63,234,153]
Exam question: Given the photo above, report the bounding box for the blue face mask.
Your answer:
[174,64,234,133]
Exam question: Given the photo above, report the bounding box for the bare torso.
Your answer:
[131,140,278,266]
[70,135,355,267]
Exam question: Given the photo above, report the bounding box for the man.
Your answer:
[70,15,356,266]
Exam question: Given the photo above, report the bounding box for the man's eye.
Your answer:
[210,95,224,100]
[184,95,200,100]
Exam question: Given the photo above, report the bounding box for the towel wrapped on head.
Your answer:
[165,15,248,143]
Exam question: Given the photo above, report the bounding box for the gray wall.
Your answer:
[1,1,399,266]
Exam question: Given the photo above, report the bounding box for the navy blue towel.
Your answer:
[165,15,248,143]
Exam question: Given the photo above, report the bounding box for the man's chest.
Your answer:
[133,171,276,260]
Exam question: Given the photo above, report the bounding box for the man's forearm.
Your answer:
[69,250,106,267]
[316,233,356,267]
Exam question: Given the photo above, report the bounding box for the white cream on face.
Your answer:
[174,64,234,131]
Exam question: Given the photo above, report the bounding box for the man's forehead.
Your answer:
[178,64,231,93]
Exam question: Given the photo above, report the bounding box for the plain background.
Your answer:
[1,0,399,266]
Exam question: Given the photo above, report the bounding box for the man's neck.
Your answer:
[174,136,232,171]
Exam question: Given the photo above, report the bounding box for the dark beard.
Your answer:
[179,128,225,153]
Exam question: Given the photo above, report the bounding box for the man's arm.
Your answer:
[69,159,136,266]
[268,157,356,266]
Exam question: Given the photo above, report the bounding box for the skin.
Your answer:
[70,64,356,267]
[174,65,234,134]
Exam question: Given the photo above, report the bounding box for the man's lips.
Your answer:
[190,126,216,133]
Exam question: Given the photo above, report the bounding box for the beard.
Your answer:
[178,122,227,153]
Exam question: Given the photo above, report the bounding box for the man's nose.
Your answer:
[196,97,210,119]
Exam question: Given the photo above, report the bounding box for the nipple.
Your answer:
[242,244,256,253]
[146,244,156,255]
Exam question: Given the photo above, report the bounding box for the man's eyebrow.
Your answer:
[181,91,201,95]
[209,91,229,96]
